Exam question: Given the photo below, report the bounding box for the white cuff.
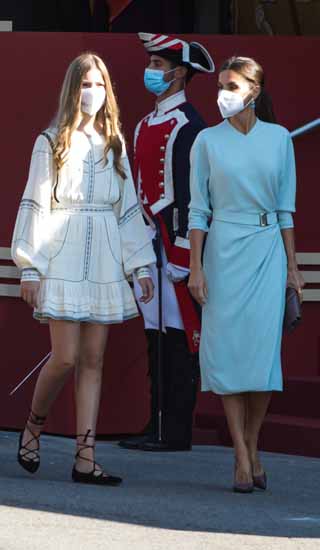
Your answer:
[21,268,41,283]
[135,266,151,280]
[166,263,190,282]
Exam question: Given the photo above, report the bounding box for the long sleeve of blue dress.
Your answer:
[277,132,296,230]
[188,132,212,233]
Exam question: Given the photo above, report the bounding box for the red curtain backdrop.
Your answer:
[0,33,319,438]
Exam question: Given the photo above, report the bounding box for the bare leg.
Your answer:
[74,323,109,474]
[245,391,272,476]
[20,320,80,455]
[221,393,252,484]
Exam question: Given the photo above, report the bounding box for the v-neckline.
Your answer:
[226,117,260,137]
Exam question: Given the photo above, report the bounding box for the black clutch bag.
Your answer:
[283,286,302,333]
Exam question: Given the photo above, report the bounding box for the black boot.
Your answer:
[118,329,166,450]
[139,328,200,452]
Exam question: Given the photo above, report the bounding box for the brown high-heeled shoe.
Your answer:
[233,480,254,493]
[233,463,254,493]
[253,471,267,490]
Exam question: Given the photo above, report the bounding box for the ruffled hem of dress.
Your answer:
[34,278,139,324]
[33,310,139,324]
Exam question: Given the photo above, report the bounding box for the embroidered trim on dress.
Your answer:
[119,203,141,227]
[20,199,46,215]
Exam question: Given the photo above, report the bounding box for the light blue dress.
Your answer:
[188,118,296,395]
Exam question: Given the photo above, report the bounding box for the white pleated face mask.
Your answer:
[217,89,254,119]
[81,87,106,116]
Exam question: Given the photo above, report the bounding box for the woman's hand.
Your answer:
[287,267,305,303]
[21,281,40,308]
[188,267,208,306]
[138,277,154,304]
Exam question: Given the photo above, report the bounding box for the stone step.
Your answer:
[194,410,320,457]
[192,427,221,446]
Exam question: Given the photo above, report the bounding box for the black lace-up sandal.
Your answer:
[17,410,46,474]
[72,430,122,486]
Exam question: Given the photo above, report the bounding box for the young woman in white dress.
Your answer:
[11,53,155,486]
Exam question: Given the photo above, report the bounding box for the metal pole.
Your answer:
[153,217,163,443]
[9,351,51,396]
[290,118,320,139]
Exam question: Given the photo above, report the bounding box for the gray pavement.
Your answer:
[0,430,320,550]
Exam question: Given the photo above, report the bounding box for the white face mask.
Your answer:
[81,87,106,116]
[217,89,254,119]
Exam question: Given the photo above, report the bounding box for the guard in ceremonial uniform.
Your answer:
[119,33,215,451]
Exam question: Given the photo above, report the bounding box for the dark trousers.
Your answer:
[145,327,200,446]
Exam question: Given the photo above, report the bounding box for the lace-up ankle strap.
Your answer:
[18,410,45,474]
[77,429,96,443]
[27,410,47,427]
[75,429,96,464]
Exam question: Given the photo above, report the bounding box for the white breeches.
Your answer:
[133,240,184,332]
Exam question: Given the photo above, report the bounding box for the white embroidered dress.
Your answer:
[11,129,156,324]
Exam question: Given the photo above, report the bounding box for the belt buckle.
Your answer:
[259,212,268,227]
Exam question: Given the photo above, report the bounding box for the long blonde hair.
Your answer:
[53,52,126,179]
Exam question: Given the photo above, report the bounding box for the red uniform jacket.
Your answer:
[134,91,206,353]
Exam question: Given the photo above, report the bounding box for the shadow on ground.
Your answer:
[1,431,320,539]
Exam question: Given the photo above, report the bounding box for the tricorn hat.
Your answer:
[138,32,215,74]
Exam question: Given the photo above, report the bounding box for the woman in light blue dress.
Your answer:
[188,57,304,492]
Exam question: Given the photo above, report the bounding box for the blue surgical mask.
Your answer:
[144,68,175,96]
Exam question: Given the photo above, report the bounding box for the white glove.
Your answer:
[166,262,190,283]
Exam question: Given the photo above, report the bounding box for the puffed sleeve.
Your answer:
[113,146,156,278]
[188,131,212,232]
[11,134,54,282]
[277,131,296,230]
